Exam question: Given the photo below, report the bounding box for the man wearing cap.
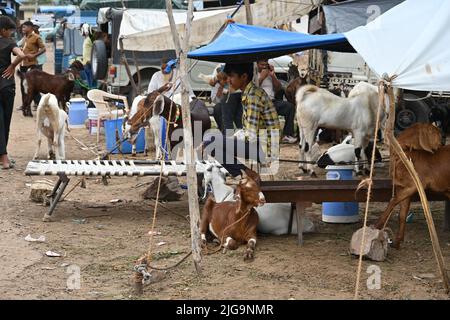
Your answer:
[19,21,46,108]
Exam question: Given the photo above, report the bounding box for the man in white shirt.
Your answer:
[257,58,297,144]
[147,57,195,99]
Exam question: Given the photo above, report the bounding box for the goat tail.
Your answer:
[41,93,51,107]
[295,84,318,105]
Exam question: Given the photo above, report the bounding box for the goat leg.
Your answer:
[393,198,411,249]
[244,237,256,262]
[33,130,42,160]
[47,137,55,160]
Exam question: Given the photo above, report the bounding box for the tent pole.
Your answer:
[244,0,253,25]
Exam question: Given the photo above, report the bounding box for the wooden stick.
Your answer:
[244,0,253,25]
[166,0,202,275]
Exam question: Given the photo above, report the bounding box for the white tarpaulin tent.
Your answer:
[119,0,321,51]
[118,8,233,51]
[344,0,450,91]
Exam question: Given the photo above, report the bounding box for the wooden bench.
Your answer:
[260,179,450,245]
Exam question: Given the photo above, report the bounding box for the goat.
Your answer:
[317,135,383,169]
[18,62,82,117]
[123,95,153,156]
[125,90,211,160]
[200,169,265,261]
[296,81,383,176]
[374,123,445,249]
[33,93,69,160]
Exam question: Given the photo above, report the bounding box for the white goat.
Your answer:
[33,93,68,160]
[202,164,314,235]
[296,81,382,176]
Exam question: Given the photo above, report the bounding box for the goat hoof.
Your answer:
[222,247,228,254]
[390,240,401,249]
[310,172,318,178]
[244,249,254,262]
[364,169,371,175]
[42,215,54,222]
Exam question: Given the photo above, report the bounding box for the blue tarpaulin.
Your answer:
[187,23,354,63]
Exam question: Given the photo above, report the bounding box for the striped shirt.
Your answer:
[241,81,280,157]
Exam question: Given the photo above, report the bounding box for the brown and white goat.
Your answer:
[18,63,82,117]
[200,169,265,261]
[375,123,445,248]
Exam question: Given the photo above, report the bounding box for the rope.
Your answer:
[354,79,386,300]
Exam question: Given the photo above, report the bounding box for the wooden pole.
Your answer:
[165,0,202,274]
[244,0,253,25]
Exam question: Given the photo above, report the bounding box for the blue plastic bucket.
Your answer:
[322,165,359,223]
[67,98,88,128]
[104,118,145,154]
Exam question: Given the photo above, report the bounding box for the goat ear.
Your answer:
[419,124,441,153]
[153,94,165,116]
[66,72,75,81]
[240,169,247,178]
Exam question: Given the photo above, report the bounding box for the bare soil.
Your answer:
[0,45,449,300]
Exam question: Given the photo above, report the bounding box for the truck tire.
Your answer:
[395,93,431,131]
[91,40,108,80]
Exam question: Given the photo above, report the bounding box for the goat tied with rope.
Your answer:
[200,169,265,261]
[124,89,211,159]
[374,123,446,249]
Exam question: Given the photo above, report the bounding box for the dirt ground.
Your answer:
[1,45,449,300]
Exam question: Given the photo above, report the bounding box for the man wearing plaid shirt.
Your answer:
[202,62,280,177]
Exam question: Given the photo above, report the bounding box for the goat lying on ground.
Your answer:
[375,123,445,249]
[202,164,315,235]
[33,93,69,160]
[200,169,265,261]
[296,81,383,176]
[18,62,82,117]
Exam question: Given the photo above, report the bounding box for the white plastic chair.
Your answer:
[87,89,129,146]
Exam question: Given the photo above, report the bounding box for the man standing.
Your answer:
[257,58,297,144]
[20,21,46,109]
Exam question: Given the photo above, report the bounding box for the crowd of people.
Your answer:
[1,13,299,176]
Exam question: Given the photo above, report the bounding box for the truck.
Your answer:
[90,5,291,105]
[307,0,450,134]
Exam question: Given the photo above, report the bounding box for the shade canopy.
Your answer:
[344,0,450,91]
[187,23,354,63]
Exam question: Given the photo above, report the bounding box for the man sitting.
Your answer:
[257,58,297,144]
[202,62,280,177]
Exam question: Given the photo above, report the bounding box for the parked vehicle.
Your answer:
[307,0,450,133]
[92,7,292,105]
